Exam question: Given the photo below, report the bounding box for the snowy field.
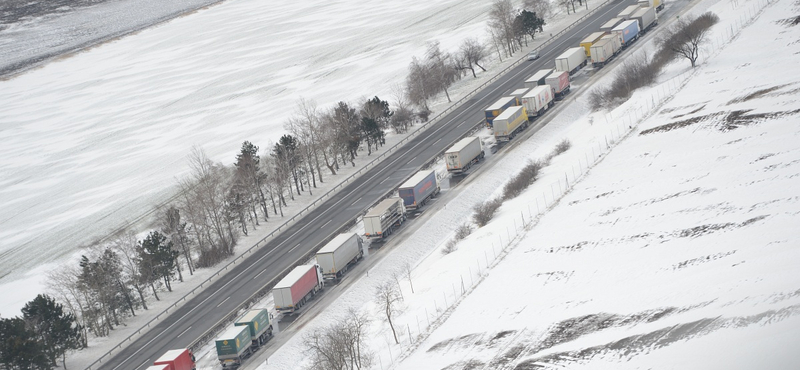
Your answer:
[0,0,499,316]
[241,0,800,368]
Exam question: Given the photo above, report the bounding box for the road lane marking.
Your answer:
[351,197,362,206]
[177,326,192,338]
[321,219,332,227]
[407,156,417,164]
[289,244,301,253]
[254,269,267,279]
[217,296,230,308]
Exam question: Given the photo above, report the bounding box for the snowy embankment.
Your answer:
[255,0,800,368]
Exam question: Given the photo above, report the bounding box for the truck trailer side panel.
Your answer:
[154,349,195,370]
[631,6,657,32]
[612,20,640,46]
[215,325,252,366]
[398,170,438,210]
[544,70,570,99]
[521,85,554,118]
[445,137,483,173]
[493,106,528,141]
[554,47,586,74]
[600,17,625,32]
[273,265,321,312]
[235,309,272,345]
[363,198,405,239]
[316,233,362,279]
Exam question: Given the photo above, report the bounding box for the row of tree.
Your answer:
[403,0,548,111]
[35,94,415,355]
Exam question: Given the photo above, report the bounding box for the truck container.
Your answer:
[618,4,642,19]
[545,70,571,99]
[445,136,484,174]
[590,35,621,67]
[612,19,640,47]
[316,233,363,280]
[273,264,323,314]
[524,69,554,88]
[554,47,587,75]
[484,96,518,127]
[580,31,607,57]
[154,349,196,370]
[521,85,555,118]
[147,366,170,370]
[399,170,439,210]
[631,6,657,33]
[639,0,664,11]
[215,325,252,368]
[493,105,528,142]
[600,17,625,32]
[234,309,273,348]
[510,88,529,100]
[363,197,406,239]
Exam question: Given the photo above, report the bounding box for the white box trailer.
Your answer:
[590,35,621,67]
[521,85,555,118]
[600,17,625,32]
[316,233,363,280]
[510,88,530,99]
[524,69,553,88]
[493,105,528,142]
[631,6,657,32]
[445,137,484,174]
[363,197,406,240]
[554,47,586,75]
[618,4,641,19]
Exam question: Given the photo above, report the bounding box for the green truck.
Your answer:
[215,325,252,368]
[234,309,273,348]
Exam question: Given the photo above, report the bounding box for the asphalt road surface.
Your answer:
[100,0,694,369]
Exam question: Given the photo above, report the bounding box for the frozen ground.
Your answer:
[243,0,800,368]
[0,0,500,316]
[0,0,226,76]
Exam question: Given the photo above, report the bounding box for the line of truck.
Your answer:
[147,3,670,368]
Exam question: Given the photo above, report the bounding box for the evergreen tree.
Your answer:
[517,10,546,40]
[138,231,180,292]
[22,294,83,369]
[0,317,49,370]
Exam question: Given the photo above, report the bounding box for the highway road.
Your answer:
[100,0,694,369]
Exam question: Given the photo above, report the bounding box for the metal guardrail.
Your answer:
[84,2,616,369]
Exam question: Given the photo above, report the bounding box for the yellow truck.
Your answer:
[493,105,529,142]
[580,31,608,57]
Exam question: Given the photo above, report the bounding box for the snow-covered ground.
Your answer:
[246,0,800,368]
[0,0,502,316]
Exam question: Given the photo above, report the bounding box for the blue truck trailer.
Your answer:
[398,170,439,210]
[612,19,640,47]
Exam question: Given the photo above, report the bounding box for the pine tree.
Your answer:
[0,317,49,370]
[22,294,83,369]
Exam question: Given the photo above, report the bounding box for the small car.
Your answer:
[527,51,540,61]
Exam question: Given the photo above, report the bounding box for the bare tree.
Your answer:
[303,308,372,370]
[110,230,149,310]
[488,0,518,57]
[405,56,437,110]
[657,12,720,68]
[375,281,402,344]
[425,41,460,102]
[403,263,415,294]
[458,38,488,78]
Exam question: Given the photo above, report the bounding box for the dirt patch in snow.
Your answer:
[777,15,800,26]
[676,215,768,238]
[640,109,800,135]
[727,84,794,104]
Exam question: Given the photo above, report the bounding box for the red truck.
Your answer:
[153,348,196,370]
[273,264,324,314]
